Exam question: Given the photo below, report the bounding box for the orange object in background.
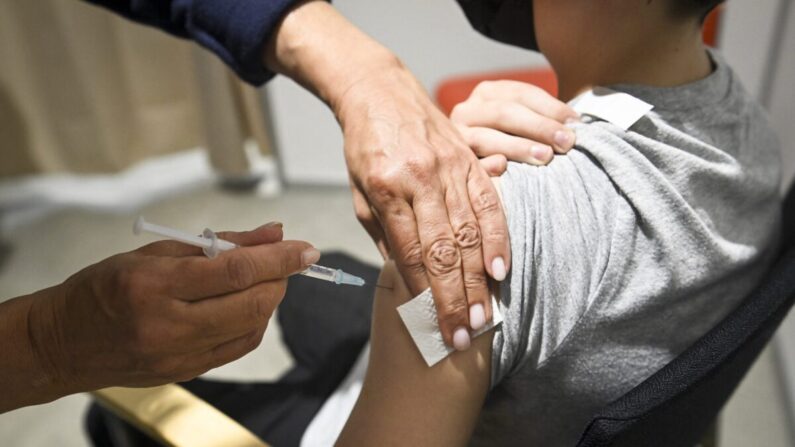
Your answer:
[702,5,723,48]
[435,6,723,116]
[435,68,558,116]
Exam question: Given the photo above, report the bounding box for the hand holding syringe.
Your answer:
[133,217,365,286]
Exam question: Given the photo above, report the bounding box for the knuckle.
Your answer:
[472,189,501,216]
[405,154,437,178]
[225,254,256,290]
[425,238,461,276]
[463,269,488,290]
[454,221,481,250]
[483,226,508,245]
[398,241,426,276]
[437,297,469,323]
[472,80,495,97]
[450,103,465,121]
[365,171,400,203]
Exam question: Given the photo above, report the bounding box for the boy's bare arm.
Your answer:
[337,260,495,446]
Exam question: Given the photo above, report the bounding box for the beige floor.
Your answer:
[0,185,791,446]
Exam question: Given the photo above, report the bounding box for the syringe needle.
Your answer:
[337,270,366,286]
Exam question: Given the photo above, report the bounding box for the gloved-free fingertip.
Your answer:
[301,248,321,266]
[531,145,553,163]
[453,327,471,351]
[554,130,575,151]
[469,304,486,330]
[491,257,507,281]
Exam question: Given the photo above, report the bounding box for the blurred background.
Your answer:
[0,0,793,445]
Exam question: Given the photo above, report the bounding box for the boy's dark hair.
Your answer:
[675,0,726,21]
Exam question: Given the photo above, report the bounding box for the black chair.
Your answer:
[576,182,795,447]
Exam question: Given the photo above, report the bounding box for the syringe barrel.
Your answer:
[301,264,342,283]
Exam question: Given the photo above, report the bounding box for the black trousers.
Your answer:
[86,252,378,447]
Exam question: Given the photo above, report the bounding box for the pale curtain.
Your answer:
[0,0,272,178]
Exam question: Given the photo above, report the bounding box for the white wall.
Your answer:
[720,0,784,99]
[267,0,547,185]
[721,0,794,189]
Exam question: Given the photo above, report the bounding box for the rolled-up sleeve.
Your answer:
[84,0,302,85]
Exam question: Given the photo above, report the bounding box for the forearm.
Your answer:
[0,289,72,413]
[264,0,415,118]
[267,1,512,346]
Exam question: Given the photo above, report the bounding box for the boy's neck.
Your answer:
[554,22,713,102]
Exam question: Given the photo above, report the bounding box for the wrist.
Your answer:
[332,60,429,129]
[26,285,78,399]
[0,287,74,412]
[264,0,405,113]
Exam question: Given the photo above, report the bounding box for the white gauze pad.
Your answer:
[568,87,654,130]
[397,288,503,367]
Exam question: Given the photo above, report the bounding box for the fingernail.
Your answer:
[453,327,471,351]
[469,304,486,330]
[554,130,574,149]
[565,116,581,125]
[531,145,552,162]
[264,221,283,228]
[492,256,506,281]
[301,248,321,265]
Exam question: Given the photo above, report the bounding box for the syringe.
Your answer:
[133,216,365,287]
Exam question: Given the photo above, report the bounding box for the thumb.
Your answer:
[236,239,321,280]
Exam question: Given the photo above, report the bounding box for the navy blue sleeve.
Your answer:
[84,0,302,85]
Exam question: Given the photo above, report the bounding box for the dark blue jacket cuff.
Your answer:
[189,0,300,85]
[86,0,304,86]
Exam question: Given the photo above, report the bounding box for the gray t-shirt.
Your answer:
[471,52,782,446]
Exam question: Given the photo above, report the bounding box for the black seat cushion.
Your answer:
[783,180,795,251]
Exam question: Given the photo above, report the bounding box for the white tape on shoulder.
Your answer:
[568,87,654,130]
[397,289,503,367]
